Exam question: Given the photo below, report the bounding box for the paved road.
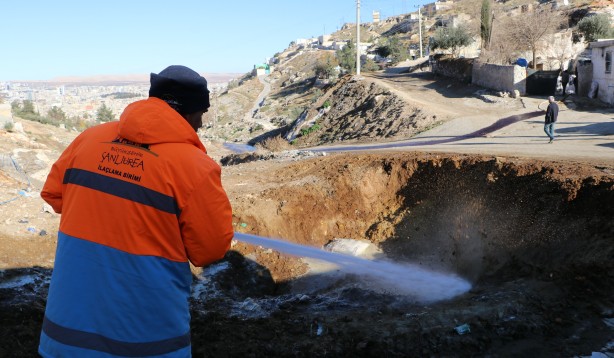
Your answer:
[311,72,614,167]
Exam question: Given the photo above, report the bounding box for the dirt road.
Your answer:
[349,71,614,167]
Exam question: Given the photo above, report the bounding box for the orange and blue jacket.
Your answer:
[39,97,233,357]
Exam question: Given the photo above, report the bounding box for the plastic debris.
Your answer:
[454,323,471,335]
[240,223,248,228]
[27,227,37,233]
[310,319,325,336]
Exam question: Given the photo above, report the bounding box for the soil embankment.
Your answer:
[207,152,614,356]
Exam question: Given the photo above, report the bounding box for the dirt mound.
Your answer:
[291,77,440,147]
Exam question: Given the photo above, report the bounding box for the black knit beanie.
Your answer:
[149,65,210,114]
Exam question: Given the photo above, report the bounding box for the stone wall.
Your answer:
[472,62,526,95]
[431,56,474,83]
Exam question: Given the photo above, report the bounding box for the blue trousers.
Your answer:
[544,123,555,140]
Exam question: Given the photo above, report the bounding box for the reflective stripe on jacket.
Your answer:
[39,98,233,357]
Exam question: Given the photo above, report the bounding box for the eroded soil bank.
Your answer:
[2,153,613,357]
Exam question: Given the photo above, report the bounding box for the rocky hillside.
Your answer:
[288,75,441,147]
[207,46,442,149]
[204,0,614,149]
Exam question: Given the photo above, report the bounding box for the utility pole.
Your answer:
[356,0,361,75]
[418,6,423,58]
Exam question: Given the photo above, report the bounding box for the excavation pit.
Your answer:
[212,152,614,356]
[1,153,613,356]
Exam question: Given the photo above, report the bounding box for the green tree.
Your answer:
[96,103,115,122]
[481,0,492,49]
[376,37,407,64]
[577,14,614,43]
[47,106,67,122]
[336,42,356,74]
[430,26,474,57]
[509,9,563,69]
[21,100,36,115]
[11,99,40,121]
[11,100,21,113]
[314,55,338,79]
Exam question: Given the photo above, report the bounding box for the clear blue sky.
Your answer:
[1,0,433,81]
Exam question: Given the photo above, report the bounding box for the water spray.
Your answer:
[233,232,472,303]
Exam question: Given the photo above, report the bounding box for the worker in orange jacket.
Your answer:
[39,65,234,357]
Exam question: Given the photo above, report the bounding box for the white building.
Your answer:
[333,41,349,51]
[589,39,614,105]
[373,11,380,23]
[423,1,454,14]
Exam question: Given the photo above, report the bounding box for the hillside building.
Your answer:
[253,63,270,77]
[373,11,380,23]
[423,1,454,15]
[589,39,614,105]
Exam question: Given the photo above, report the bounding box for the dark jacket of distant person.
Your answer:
[545,99,559,124]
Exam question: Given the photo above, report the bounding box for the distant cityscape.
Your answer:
[0,75,237,122]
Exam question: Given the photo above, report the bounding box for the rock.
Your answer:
[42,203,54,213]
[13,122,24,133]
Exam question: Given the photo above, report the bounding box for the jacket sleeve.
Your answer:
[179,163,233,267]
[41,136,80,213]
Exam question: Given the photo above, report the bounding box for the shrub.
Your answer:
[314,58,337,79]
[363,58,381,72]
[255,135,293,152]
[4,122,14,132]
[375,37,407,64]
[300,123,321,137]
[312,89,324,103]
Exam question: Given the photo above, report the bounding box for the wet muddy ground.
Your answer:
[1,153,613,357]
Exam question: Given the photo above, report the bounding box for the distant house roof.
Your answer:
[589,39,614,48]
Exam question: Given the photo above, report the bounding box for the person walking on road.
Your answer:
[544,96,559,143]
[39,65,234,357]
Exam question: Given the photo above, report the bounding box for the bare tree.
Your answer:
[543,29,575,71]
[480,14,518,65]
[508,8,565,69]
